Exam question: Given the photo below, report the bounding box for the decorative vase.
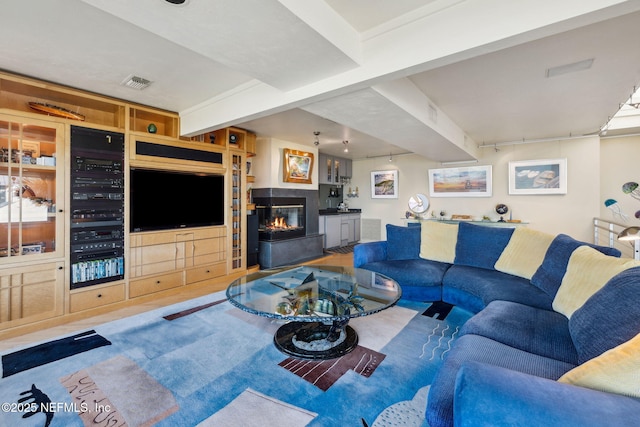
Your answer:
[147,123,157,133]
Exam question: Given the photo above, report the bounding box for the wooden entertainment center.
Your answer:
[0,71,256,338]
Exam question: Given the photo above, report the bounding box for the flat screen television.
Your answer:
[130,168,225,232]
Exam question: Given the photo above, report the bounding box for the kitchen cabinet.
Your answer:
[318,154,352,185]
[321,215,342,248]
[320,213,360,248]
[341,214,360,245]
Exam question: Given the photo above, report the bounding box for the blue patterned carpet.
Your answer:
[0,291,472,427]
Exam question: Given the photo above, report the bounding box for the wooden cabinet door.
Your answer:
[0,261,63,328]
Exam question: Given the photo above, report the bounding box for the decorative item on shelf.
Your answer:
[496,203,509,222]
[408,193,429,216]
[229,133,238,144]
[147,123,157,133]
[439,210,447,220]
[346,186,359,198]
[451,214,473,220]
[28,102,85,121]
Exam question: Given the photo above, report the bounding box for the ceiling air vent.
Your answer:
[121,75,152,90]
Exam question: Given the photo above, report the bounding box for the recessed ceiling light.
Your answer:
[546,58,594,78]
[165,0,187,4]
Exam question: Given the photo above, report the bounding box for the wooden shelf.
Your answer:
[129,105,179,138]
[0,72,126,129]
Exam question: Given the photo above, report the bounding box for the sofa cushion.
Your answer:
[426,334,576,427]
[419,221,458,263]
[455,361,640,427]
[569,266,640,364]
[442,265,553,313]
[454,222,514,270]
[386,224,421,260]
[461,300,578,364]
[530,234,622,298]
[358,258,449,301]
[553,246,639,318]
[494,227,554,279]
[559,332,640,399]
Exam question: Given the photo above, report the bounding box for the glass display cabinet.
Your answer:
[0,116,64,260]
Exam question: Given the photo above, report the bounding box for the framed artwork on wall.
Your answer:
[428,165,492,197]
[283,148,314,184]
[371,170,398,199]
[509,158,567,195]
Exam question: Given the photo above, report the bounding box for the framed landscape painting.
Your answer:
[371,170,398,199]
[283,148,314,184]
[509,158,567,195]
[428,165,492,197]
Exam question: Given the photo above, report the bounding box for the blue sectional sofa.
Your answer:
[354,221,640,427]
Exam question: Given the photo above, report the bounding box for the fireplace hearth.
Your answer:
[251,189,323,269]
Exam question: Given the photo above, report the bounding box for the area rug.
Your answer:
[0,291,472,427]
[324,244,357,254]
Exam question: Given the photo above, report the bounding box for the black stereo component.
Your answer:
[70,126,125,289]
[72,156,123,173]
[136,140,223,164]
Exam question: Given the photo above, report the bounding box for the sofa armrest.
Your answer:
[353,241,387,267]
[454,361,640,427]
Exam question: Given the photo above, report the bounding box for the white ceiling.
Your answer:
[1,0,640,161]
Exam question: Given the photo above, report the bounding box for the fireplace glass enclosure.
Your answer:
[255,197,305,241]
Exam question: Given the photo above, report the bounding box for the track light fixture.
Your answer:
[343,140,349,153]
[313,131,320,146]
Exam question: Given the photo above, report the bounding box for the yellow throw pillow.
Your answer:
[419,221,458,263]
[553,246,640,318]
[559,332,640,398]
[495,227,555,279]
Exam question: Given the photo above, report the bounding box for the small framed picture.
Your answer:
[509,158,567,195]
[371,170,398,199]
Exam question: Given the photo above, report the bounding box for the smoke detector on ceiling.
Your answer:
[121,75,152,90]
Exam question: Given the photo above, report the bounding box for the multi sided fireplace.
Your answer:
[254,197,306,241]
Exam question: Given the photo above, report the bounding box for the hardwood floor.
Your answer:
[0,252,353,352]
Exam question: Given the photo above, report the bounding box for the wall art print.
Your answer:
[428,165,492,197]
[509,158,567,195]
[371,170,398,199]
[283,148,314,184]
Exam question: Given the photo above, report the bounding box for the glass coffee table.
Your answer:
[226,265,401,359]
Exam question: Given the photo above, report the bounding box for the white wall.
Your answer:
[253,137,319,190]
[600,135,640,226]
[347,136,602,242]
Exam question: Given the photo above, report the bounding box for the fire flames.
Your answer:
[269,216,291,230]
